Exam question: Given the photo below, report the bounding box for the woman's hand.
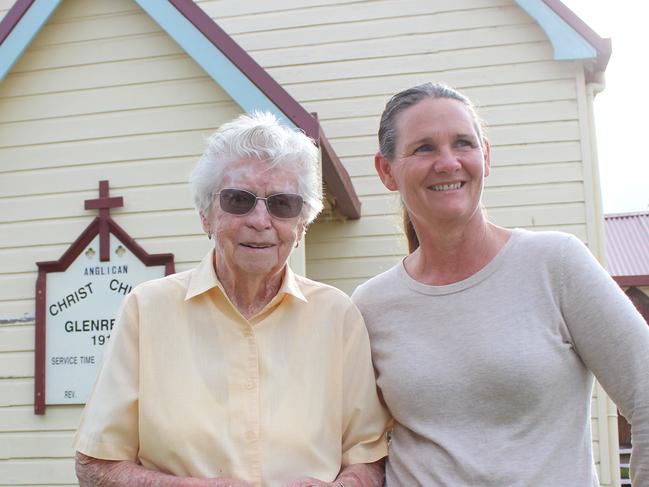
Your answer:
[206,480,255,487]
[280,478,334,487]
[281,459,385,487]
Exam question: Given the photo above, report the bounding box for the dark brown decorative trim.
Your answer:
[542,0,612,71]
[168,0,319,142]
[0,0,33,45]
[318,122,361,220]
[34,269,47,415]
[84,181,124,262]
[34,181,174,414]
[613,275,649,287]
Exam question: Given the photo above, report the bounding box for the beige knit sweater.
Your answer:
[353,229,649,487]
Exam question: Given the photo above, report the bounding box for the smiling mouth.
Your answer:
[429,182,463,191]
[240,243,275,249]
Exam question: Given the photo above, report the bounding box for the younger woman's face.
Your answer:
[376,97,490,227]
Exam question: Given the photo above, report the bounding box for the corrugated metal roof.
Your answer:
[604,212,649,278]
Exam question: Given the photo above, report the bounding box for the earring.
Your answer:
[294,240,299,248]
[208,233,212,240]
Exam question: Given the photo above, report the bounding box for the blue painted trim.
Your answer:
[0,0,61,82]
[133,0,296,129]
[515,0,596,60]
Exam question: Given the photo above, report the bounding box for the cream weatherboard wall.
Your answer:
[0,0,616,486]
[0,0,246,484]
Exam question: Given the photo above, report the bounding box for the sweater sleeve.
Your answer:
[558,234,649,487]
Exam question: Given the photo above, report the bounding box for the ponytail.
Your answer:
[402,209,419,253]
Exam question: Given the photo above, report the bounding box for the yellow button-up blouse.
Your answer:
[73,251,389,487]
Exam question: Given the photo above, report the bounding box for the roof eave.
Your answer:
[612,276,649,287]
[542,0,612,72]
[515,0,611,76]
[318,122,361,220]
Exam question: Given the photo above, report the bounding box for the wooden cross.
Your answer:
[84,180,123,262]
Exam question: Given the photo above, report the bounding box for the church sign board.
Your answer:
[35,181,174,414]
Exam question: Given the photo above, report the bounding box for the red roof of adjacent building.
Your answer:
[604,212,649,286]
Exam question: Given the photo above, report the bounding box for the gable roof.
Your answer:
[604,212,649,286]
[0,0,361,219]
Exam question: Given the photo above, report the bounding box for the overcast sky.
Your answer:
[559,0,649,214]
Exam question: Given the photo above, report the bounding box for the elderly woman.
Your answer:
[351,83,649,486]
[73,112,389,487]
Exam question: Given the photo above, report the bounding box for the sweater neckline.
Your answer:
[397,228,522,295]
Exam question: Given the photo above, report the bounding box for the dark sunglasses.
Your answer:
[215,188,304,219]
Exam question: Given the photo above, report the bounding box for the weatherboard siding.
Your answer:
[0,0,240,484]
[0,0,611,485]
[197,0,608,484]
[0,0,240,301]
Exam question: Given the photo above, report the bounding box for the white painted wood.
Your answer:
[487,203,586,227]
[0,302,35,324]
[194,0,363,19]
[35,10,161,45]
[0,185,195,223]
[234,7,530,53]
[266,26,548,83]
[48,0,138,19]
[0,102,240,148]
[12,32,183,73]
[0,237,209,275]
[0,325,33,353]
[0,130,212,172]
[197,0,510,24]
[0,431,75,459]
[491,141,582,166]
[0,458,78,485]
[308,255,406,280]
[0,378,34,407]
[0,404,83,432]
[0,0,612,483]
[0,157,197,198]
[306,235,406,260]
[0,351,33,378]
[0,56,207,97]
[1,211,203,249]
[0,78,232,123]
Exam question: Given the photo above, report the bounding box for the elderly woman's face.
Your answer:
[201,159,305,279]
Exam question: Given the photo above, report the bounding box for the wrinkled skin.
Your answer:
[76,452,384,487]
